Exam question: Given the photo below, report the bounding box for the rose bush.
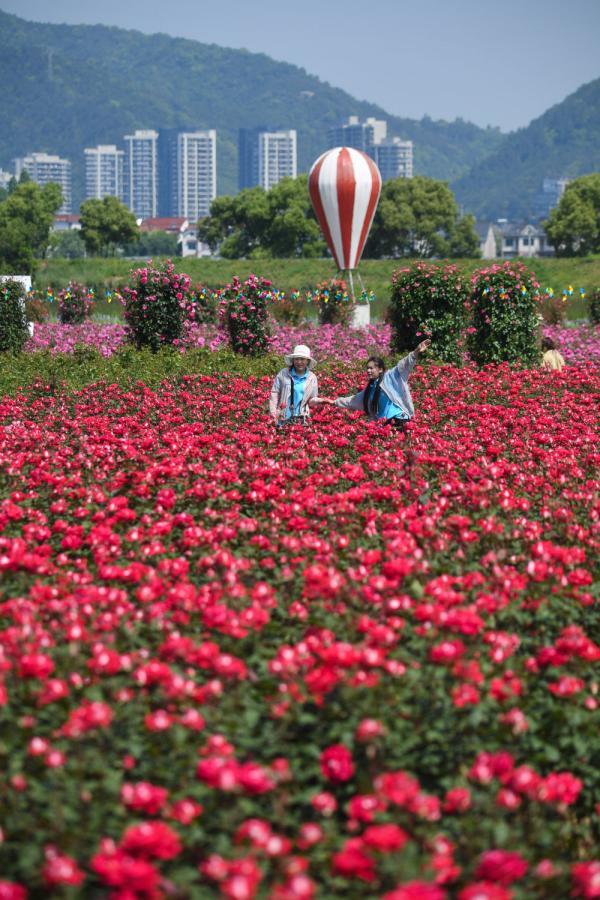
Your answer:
[0,356,598,897]
[57,282,95,325]
[468,262,541,366]
[121,260,191,351]
[389,262,469,363]
[218,274,273,356]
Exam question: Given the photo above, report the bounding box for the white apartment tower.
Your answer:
[14,152,72,213]
[258,130,297,191]
[374,138,414,180]
[124,129,159,219]
[84,145,125,201]
[176,131,217,220]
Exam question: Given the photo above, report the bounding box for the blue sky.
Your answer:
[1,0,599,132]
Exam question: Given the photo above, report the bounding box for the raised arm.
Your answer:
[393,339,431,376]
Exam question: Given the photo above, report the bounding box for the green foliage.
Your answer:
[389,262,469,363]
[589,289,600,325]
[544,174,600,257]
[57,281,95,325]
[79,196,139,257]
[121,260,191,351]
[47,228,86,259]
[218,275,272,356]
[0,345,286,397]
[468,261,541,366]
[0,181,63,273]
[366,176,480,259]
[0,278,29,353]
[123,230,178,258]
[199,176,325,259]
[453,77,600,220]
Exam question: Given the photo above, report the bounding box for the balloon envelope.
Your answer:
[309,147,382,271]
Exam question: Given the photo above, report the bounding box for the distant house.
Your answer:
[474,222,498,259]
[474,220,554,259]
[139,216,211,258]
[496,221,554,258]
[53,214,81,231]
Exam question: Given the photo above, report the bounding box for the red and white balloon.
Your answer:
[308,147,382,271]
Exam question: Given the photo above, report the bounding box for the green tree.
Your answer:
[123,230,178,258]
[0,180,62,273]
[198,175,325,259]
[365,176,479,259]
[544,174,600,256]
[47,228,86,259]
[79,196,139,256]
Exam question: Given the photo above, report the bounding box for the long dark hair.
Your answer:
[363,357,386,416]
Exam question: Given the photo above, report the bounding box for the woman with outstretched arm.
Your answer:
[311,339,431,429]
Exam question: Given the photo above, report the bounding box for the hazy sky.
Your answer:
[2,0,599,132]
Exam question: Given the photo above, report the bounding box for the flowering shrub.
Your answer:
[389,262,469,363]
[121,260,191,351]
[0,278,29,353]
[57,282,95,325]
[309,279,354,326]
[218,274,272,356]
[0,361,598,896]
[468,262,541,366]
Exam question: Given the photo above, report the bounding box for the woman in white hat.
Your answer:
[269,344,318,426]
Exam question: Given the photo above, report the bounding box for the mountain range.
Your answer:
[0,8,598,220]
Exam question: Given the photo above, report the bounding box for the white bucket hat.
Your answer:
[284,344,317,369]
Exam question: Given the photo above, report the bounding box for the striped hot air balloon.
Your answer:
[308,147,382,272]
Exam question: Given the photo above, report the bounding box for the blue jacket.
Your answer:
[335,351,419,420]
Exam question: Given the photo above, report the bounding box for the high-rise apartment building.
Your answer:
[84,145,125,202]
[158,130,217,219]
[238,128,297,191]
[14,152,72,213]
[327,116,413,181]
[175,131,217,220]
[373,138,413,180]
[258,130,297,191]
[327,116,387,157]
[123,129,159,219]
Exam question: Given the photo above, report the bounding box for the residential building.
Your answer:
[123,129,159,219]
[327,116,387,157]
[475,222,499,259]
[14,152,72,213]
[496,220,555,258]
[84,145,125,202]
[373,137,413,180]
[533,177,570,221]
[53,214,81,231]
[327,116,413,180]
[238,128,297,191]
[176,131,217,219]
[139,216,211,258]
[258,130,297,191]
[0,168,13,191]
[238,126,267,190]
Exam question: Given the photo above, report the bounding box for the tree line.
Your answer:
[0,172,598,274]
